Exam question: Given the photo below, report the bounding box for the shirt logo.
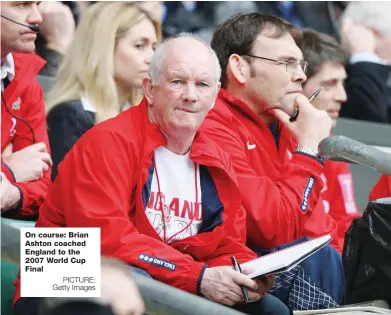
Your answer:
[12,97,21,110]
[247,141,256,150]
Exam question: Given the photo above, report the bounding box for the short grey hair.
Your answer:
[149,32,222,87]
[342,2,391,36]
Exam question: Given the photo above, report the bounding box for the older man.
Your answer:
[201,13,344,309]
[13,34,290,315]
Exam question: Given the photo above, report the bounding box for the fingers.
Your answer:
[39,152,53,167]
[31,142,48,152]
[294,94,315,113]
[247,290,261,301]
[264,275,276,290]
[231,270,258,291]
[220,297,236,306]
[268,108,291,125]
[226,290,244,304]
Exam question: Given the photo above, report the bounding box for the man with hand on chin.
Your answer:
[1,1,52,219]
[13,34,290,315]
[202,13,344,309]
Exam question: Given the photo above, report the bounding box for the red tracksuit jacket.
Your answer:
[370,175,391,200]
[13,99,257,305]
[1,53,51,219]
[201,89,343,252]
[322,160,360,243]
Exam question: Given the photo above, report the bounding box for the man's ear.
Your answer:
[142,77,154,104]
[227,54,247,85]
[210,82,221,109]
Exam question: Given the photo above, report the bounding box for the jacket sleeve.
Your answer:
[325,161,360,243]
[47,101,94,181]
[3,80,51,219]
[341,62,390,123]
[370,175,391,201]
[205,204,257,267]
[38,129,206,295]
[202,112,341,252]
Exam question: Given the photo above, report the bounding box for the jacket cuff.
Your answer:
[197,264,208,296]
[2,163,16,183]
[182,262,207,295]
[292,151,325,167]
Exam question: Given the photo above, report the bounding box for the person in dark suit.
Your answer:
[339,2,391,124]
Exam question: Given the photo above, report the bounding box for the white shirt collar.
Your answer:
[1,53,15,82]
[80,96,96,113]
[80,95,131,113]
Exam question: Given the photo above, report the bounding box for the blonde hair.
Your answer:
[46,2,161,123]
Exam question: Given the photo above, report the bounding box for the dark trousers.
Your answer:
[255,237,344,310]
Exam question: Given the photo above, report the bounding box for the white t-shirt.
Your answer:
[146,146,202,243]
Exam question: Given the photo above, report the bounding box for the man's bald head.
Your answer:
[149,33,221,87]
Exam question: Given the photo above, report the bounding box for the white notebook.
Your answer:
[242,235,332,278]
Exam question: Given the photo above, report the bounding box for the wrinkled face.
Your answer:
[114,18,157,90]
[0,1,42,57]
[144,38,220,137]
[242,32,307,116]
[303,61,347,128]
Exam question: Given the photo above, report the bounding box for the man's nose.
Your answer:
[27,4,43,25]
[182,83,198,102]
[292,67,307,84]
[335,82,347,103]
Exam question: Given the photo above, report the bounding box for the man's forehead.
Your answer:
[317,61,347,80]
[252,33,303,59]
[164,65,214,78]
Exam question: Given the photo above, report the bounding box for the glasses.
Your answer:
[243,54,309,74]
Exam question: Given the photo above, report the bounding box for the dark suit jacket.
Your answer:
[341,62,391,124]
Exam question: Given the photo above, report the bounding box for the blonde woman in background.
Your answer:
[46,1,160,180]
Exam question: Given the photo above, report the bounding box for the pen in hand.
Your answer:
[289,87,323,122]
[231,256,249,303]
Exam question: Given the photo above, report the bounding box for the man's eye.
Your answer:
[198,82,209,87]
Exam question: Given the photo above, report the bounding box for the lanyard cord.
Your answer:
[153,153,199,243]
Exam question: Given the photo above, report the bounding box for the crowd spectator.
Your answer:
[162,1,216,41]
[45,1,160,180]
[13,34,290,315]
[202,13,344,309]
[295,28,360,244]
[339,1,391,123]
[1,1,52,219]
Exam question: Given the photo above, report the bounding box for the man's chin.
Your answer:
[16,43,36,54]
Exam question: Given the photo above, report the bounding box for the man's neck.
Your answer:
[164,133,194,155]
[226,85,275,125]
